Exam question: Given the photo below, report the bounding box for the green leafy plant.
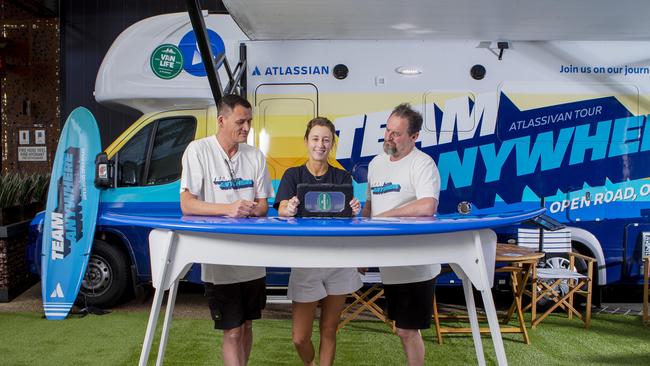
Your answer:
[0,174,21,208]
[15,175,34,206]
[30,173,50,204]
[0,173,50,208]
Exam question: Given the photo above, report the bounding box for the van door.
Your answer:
[102,109,206,212]
[253,84,317,287]
[253,83,318,182]
[624,223,650,284]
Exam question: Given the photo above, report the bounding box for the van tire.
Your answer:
[75,239,130,309]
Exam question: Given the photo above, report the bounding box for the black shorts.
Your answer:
[384,278,435,329]
[204,277,267,330]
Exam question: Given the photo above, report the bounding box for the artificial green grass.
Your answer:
[0,312,649,365]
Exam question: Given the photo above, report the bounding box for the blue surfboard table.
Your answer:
[102,209,542,236]
[118,208,544,366]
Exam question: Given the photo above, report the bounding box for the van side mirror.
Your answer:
[94,152,114,188]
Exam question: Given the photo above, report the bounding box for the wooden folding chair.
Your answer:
[338,271,394,331]
[432,255,537,345]
[518,228,595,328]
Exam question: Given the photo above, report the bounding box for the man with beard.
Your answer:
[362,103,441,366]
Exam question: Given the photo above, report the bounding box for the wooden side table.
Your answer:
[495,244,544,345]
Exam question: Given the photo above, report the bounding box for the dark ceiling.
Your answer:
[7,0,58,17]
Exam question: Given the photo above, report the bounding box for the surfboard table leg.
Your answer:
[448,230,507,366]
[156,279,181,366]
[139,230,177,366]
[452,265,486,366]
[481,283,508,366]
[474,231,508,366]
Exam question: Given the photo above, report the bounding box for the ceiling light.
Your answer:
[395,66,422,75]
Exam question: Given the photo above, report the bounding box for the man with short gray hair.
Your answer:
[180,94,273,366]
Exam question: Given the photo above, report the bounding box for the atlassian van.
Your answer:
[28,11,650,307]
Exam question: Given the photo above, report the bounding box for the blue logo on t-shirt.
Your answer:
[213,177,254,190]
[371,182,401,195]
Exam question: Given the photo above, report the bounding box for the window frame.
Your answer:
[115,115,197,187]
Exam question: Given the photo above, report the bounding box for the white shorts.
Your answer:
[287,268,363,303]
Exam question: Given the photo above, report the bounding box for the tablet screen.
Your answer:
[304,191,347,213]
[297,183,353,217]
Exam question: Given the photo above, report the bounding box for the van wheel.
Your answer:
[75,239,130,309]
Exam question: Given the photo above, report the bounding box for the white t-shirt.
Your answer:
[366,148,441,285]
[180,136,274,284]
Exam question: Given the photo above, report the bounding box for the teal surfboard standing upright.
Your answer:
[41,107,102,320]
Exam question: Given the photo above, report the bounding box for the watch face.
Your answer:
[457,201,472,214]
[304,191,346,213]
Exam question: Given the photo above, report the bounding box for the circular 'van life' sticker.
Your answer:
[150,44,184,79]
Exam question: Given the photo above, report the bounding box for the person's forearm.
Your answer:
[277,200,292,216]
[361,201,372,218]
[180,194,231,216]
[377,197,437,217]
[251,200,269,217]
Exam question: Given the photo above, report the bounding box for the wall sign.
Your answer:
[19,130,29,144]
[35,129,46,144]
[18,146,47,161]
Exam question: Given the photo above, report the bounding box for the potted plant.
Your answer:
[0,172,47,302]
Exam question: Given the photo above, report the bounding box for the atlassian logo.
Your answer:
[213,177,254,190]
[334,92,650,213]
[50,283,64,298]
[251,65,329,76]
[50,147,83,260]
[178,30,225,76]
[371,182,401,195]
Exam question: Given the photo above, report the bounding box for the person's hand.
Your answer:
[285,196,300,217]
[227,199,258,217]
[357,267,368,274]
[350,198,361,216]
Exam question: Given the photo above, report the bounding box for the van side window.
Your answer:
[147,118,197,185]
[117,124,154,187]
[116,117,197,187]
